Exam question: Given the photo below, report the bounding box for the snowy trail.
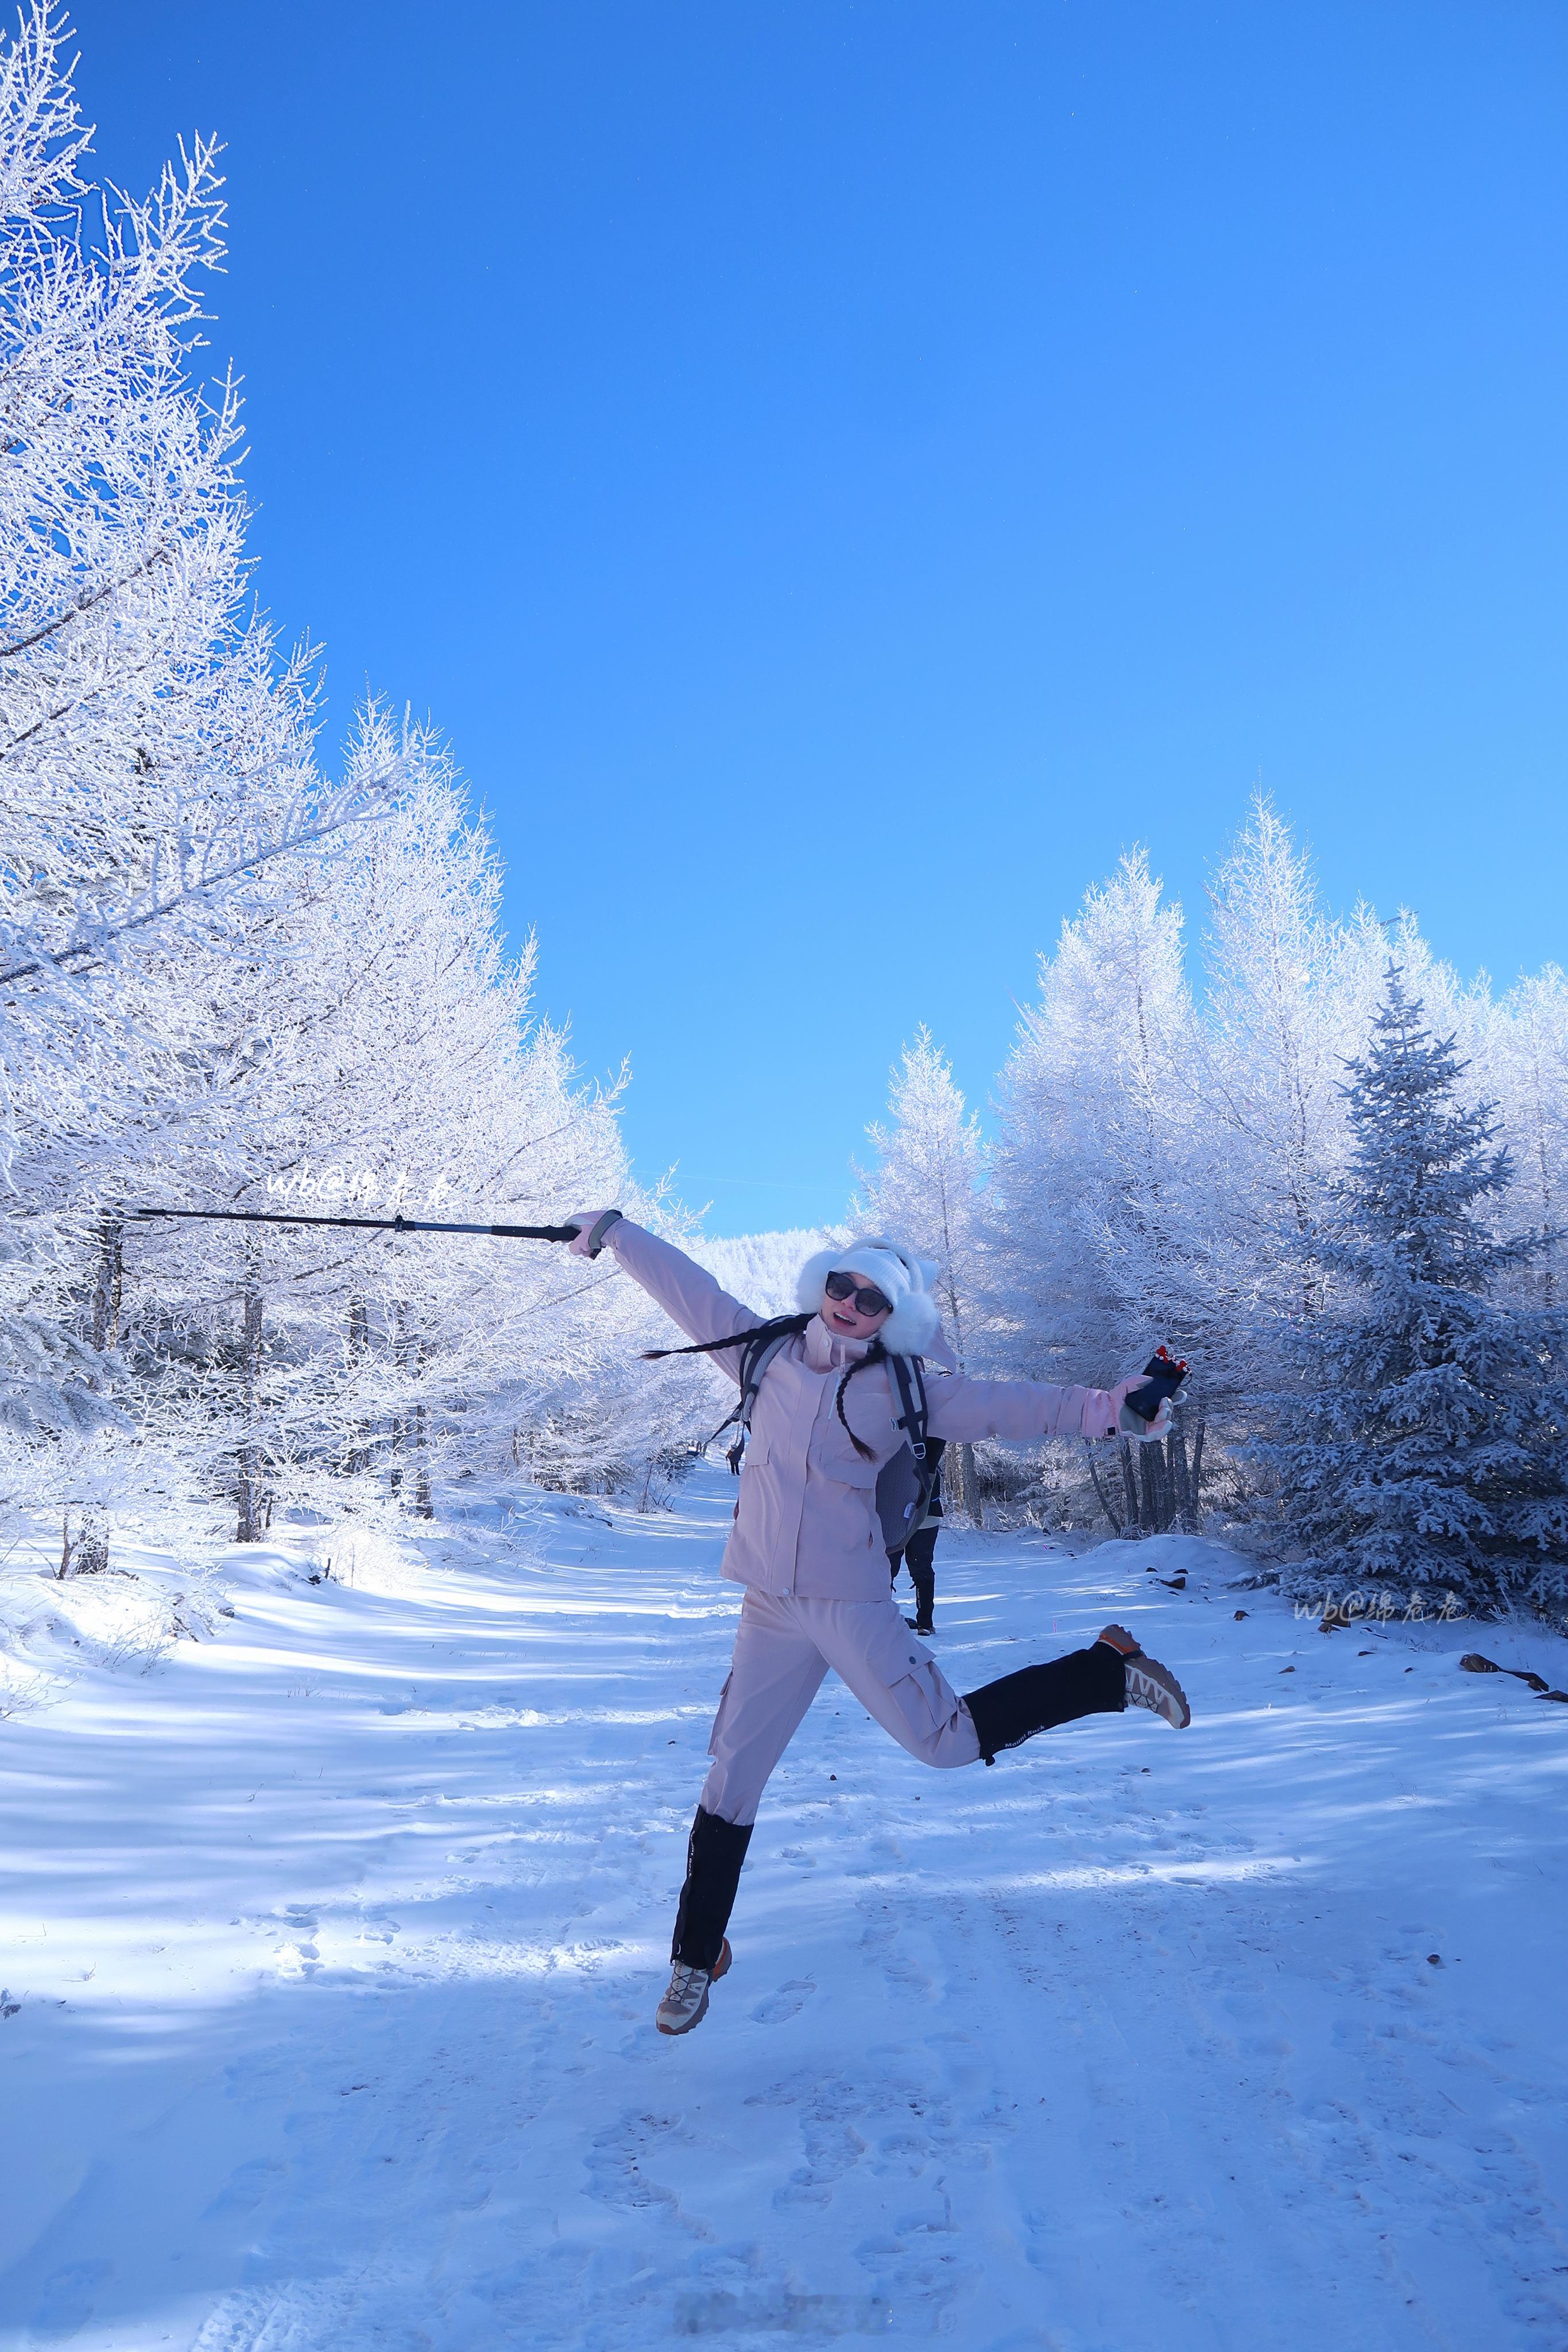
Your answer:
[3,1468,1567,2351]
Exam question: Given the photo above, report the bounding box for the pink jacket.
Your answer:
[606,1221,1122,1604]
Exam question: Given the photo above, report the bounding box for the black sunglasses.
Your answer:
[824,1270,892,1318]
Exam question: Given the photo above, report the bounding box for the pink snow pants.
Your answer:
[700,1587,982,1825]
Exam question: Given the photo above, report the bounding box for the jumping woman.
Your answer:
[563,1210,1191,2037]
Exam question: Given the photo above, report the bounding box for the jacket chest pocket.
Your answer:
[807,1432,880,1490]
[736,1433,771,1521]
[808,1431,882,1549]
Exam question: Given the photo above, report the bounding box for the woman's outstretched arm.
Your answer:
[926,1372,1167,1446]
[567,1214,763,1376]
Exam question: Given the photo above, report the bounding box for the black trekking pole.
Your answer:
[131,1206,584,1244]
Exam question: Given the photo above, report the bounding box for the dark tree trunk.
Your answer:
[90,1215,123,1355]
[1137,1441,1160,1531]
[1118,1437,1140,1531]
[946,1441,978,1525]
[1086,1440,1125,1537]
[1188,1417,1206,1525]
[344,1296,371,1473]
[59,1507,110,1577]
[412,1389,433,1519]
[234,1279,265,1542]
[1164,1414,1191,1528]
[389,1307,433,1515]
[1163,1406,1206,1533]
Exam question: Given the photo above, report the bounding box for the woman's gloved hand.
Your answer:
[1112,1376,1173,1442]
[565,1209,624,1259]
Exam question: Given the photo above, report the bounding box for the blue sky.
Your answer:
[73,2,1568,1231]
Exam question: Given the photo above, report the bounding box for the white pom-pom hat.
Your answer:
[796,1235,942,1356]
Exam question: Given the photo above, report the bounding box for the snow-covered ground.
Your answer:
[2,1467,1567,2351]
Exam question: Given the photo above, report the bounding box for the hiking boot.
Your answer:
[905,1615,935,1636]
[1098,1623,1191,1728]
[656,1937,731,2036]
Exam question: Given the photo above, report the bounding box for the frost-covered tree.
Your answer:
[857,1029,984,1365]
[688,1231,839,1320]
[0,4,389,1013]
[0,4,391,1456]
[989,848,1194,1379]
[0,6,708,1551]
[1480,966,1568,1310]
[115,724,710,1533]
[1196,800,1386,1383]
[985,850,1207,1531]
[855,1029,986,1517]
[1271,966,1568,1617]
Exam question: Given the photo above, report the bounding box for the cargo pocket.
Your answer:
[706,1669,735,1760]
[855,1607,955,1754]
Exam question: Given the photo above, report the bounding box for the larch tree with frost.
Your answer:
[0,3,714,1552]
[1195,798,1388,1410]
[1271,966,1568,1618]
[857,1029,986,1517]
[987,848,1195,1384]
[857,1029,984,1368]
[986,850,1208,1533]
[115,717,708,1535]
[1476,964,1568,1313]
[0,3,392,1464]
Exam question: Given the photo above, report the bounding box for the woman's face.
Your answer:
[820,1270,893,1342]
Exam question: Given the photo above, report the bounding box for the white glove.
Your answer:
[1112,1376,1172,1442]
[566,1209,624,1260]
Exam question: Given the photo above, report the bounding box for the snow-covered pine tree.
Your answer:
[1272,965,1568,1618]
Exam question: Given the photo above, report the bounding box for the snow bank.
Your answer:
[0,1525,226,1718]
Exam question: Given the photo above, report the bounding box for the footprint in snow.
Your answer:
[752,1977,815,2024]
[201,2157,287,2220]
[30,2259,110,2339]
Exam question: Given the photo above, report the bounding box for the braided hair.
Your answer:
[641,1313,811,1365]
[643,1316,886,1460]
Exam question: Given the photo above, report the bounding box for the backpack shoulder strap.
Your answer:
[714,1326,797,1472]
[886,1351,930,1459]
[878,1352,938,1560]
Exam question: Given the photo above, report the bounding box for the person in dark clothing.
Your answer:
[891,1436,944,1634]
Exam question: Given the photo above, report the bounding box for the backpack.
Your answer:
[710,1330,936,1562]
